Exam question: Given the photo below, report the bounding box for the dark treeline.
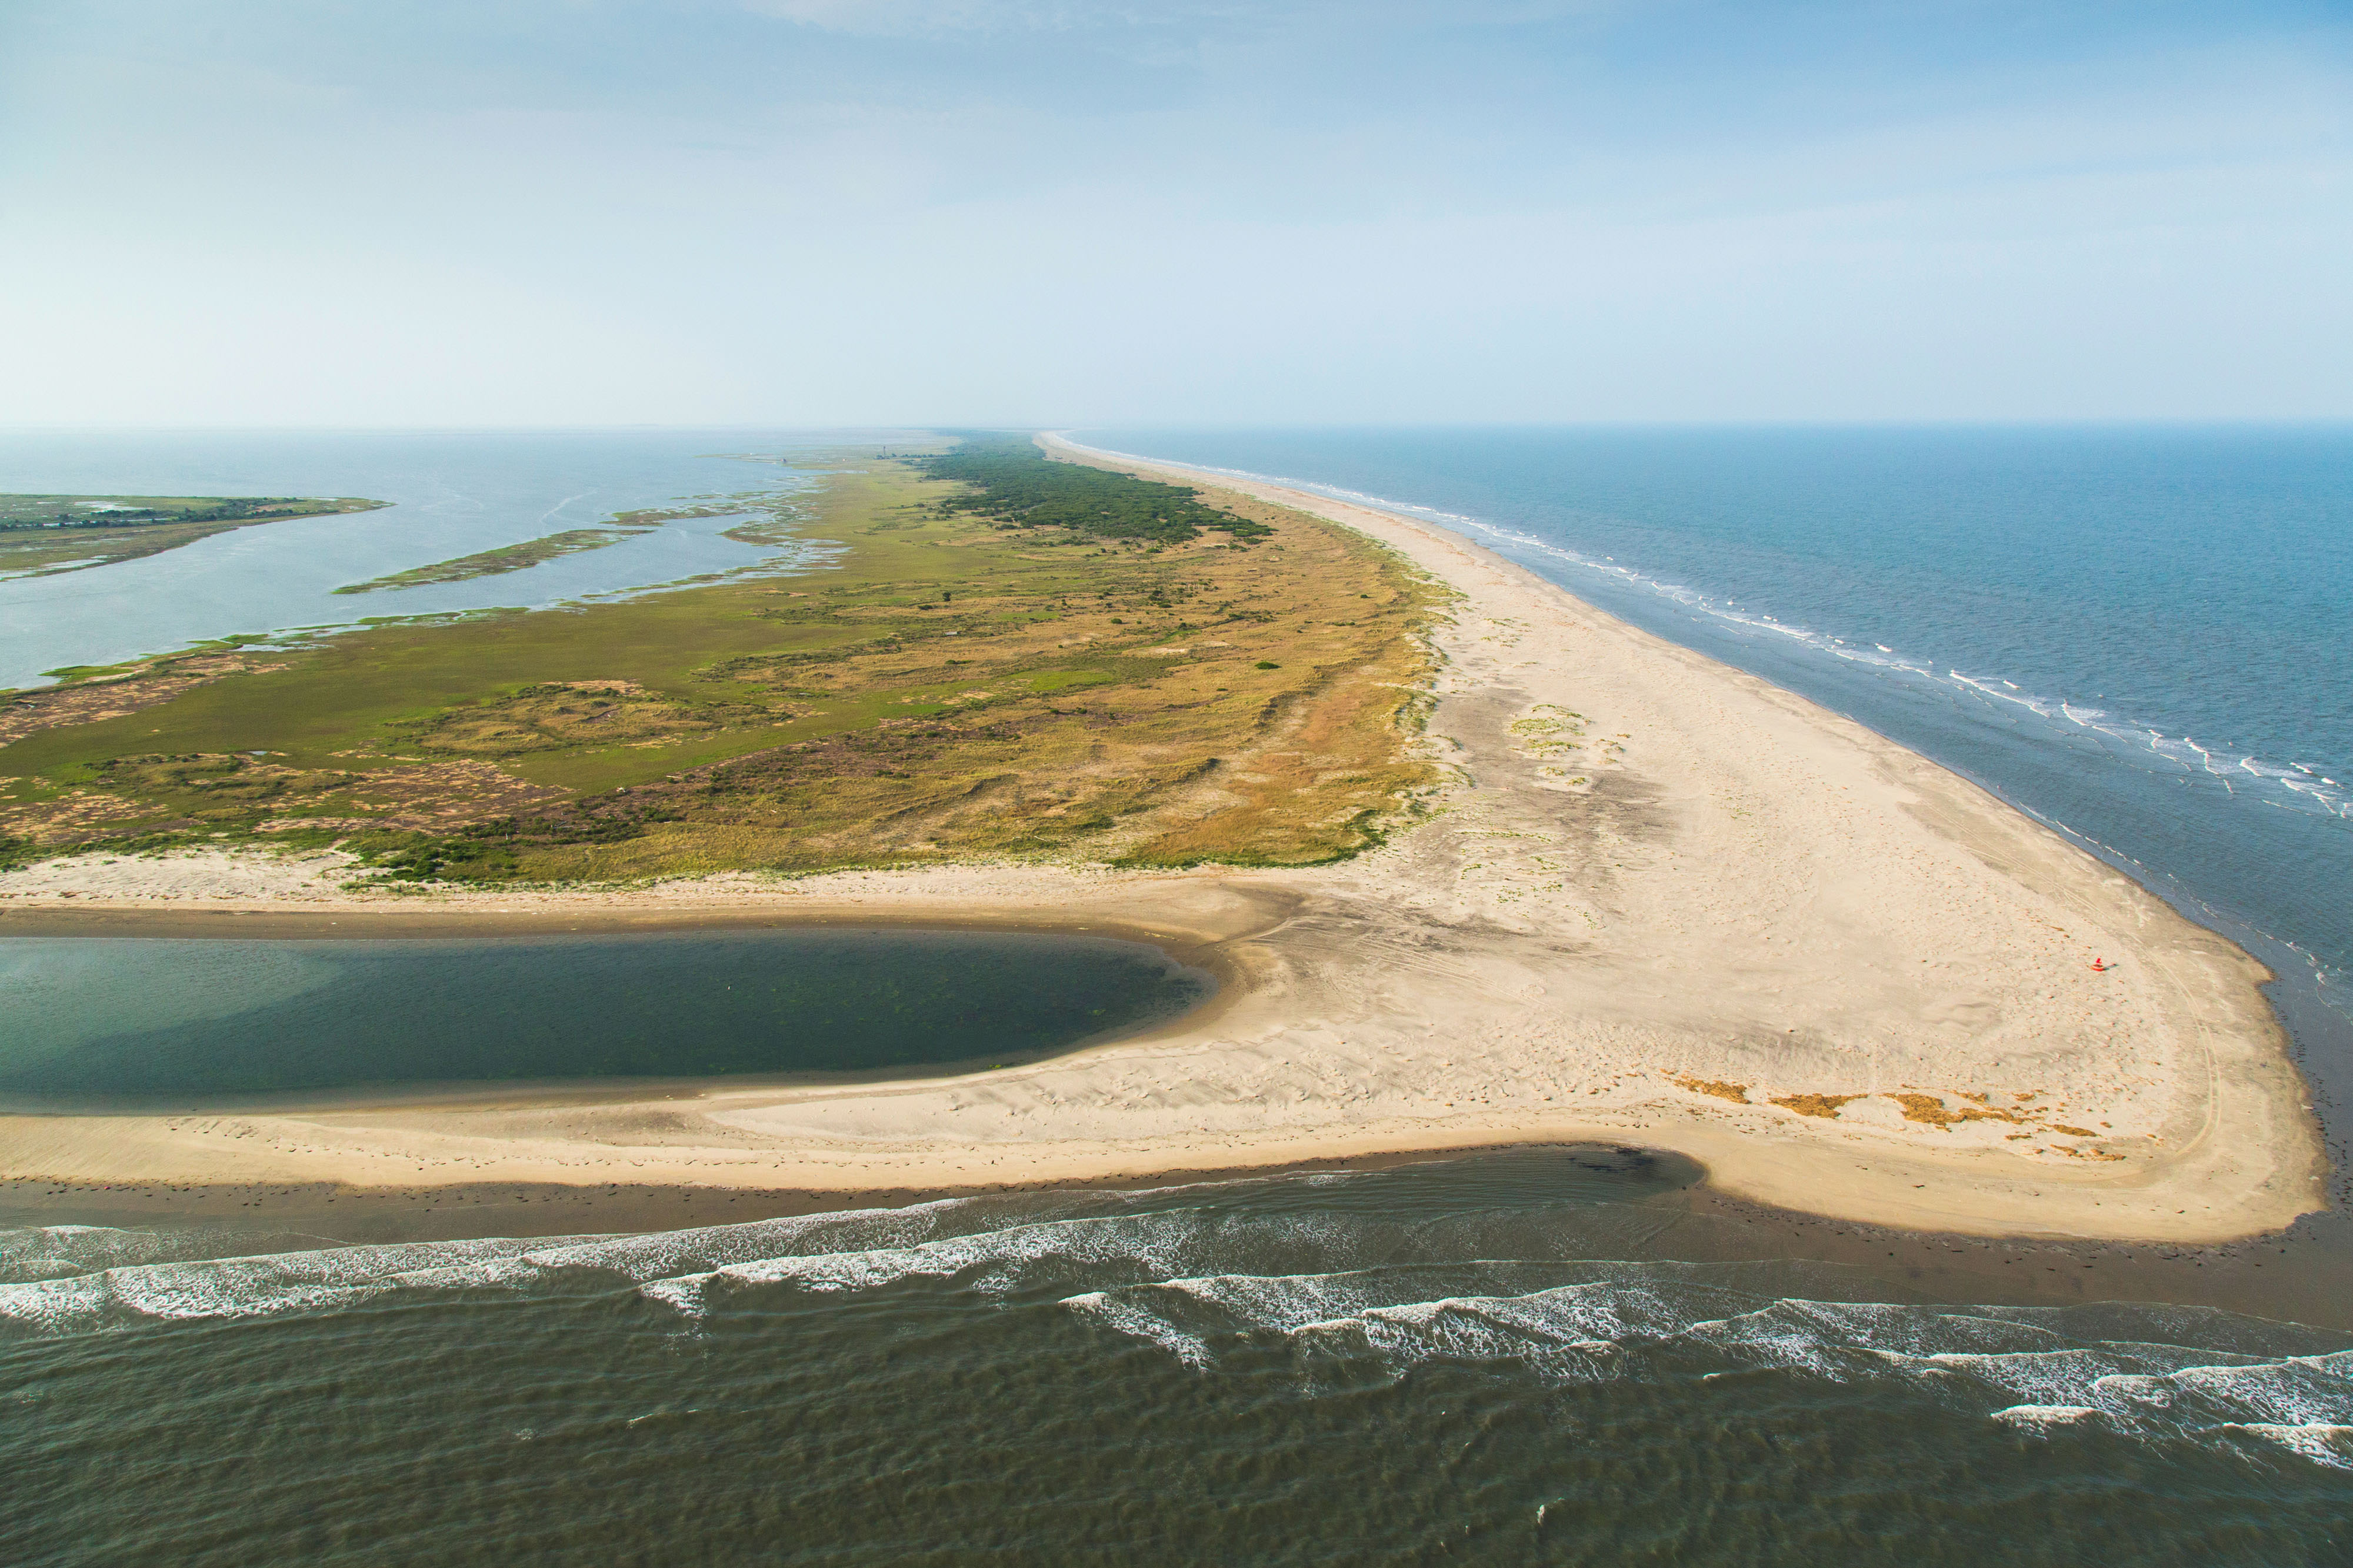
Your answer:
[0,497,321,531]
[917,436,1270,546]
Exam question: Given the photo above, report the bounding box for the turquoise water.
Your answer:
[5,1152,2350,1565]
[0,931,1212,1103]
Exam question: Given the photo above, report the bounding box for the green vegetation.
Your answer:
[0,442,1439,883]
[0,495,358,529]
[918,435,1271,546]
[335,529,637,593]
[331,496,801,593]
[0,494,387,579]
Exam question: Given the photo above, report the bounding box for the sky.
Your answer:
[2,1,2348,427]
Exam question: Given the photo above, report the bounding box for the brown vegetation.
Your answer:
[0,656,286,748]
[1672,1075,1752,1104]
[0,451,1442,883]
[1770,1093,1864,1119]
[1887,1092,2028,1129]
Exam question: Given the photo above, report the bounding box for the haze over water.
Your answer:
[9,0,2349,1552]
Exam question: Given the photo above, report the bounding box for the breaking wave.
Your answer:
[8,1188,2350,1474]
[1064,1262,2353,1472]
[1074,443,2351,828]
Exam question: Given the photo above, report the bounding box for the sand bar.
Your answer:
[0,438,2322,1243]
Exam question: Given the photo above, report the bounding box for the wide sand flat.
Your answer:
[0,441,2321,1242]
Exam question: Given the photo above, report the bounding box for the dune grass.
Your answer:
[0,445,1442,881]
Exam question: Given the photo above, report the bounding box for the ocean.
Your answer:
[5,426,2351,1561]
[1084,427,2353,1187]
[1079,426,2352,1019]
[6,1152,2350,1564]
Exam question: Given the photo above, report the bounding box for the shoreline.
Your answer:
[0,441,2325,1245]
[0,901,1250,1119]
[8,1140,2345,1333]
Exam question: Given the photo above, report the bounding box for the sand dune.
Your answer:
[0,439,2319,1242]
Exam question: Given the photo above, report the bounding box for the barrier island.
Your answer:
[0,435,2320,1248]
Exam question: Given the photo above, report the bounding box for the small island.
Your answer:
[0,492,387,579]
[329,498,770,593]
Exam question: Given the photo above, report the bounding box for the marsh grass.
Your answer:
[0,448,1441,881]
[0,494,386,579]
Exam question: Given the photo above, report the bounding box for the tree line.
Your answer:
[916,437,1271,546]
[0,496,322,532]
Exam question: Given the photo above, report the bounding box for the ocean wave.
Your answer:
[1075,443,2350,827]
[1063,1262,2353,1470]
[640,1210,1261,1320]
[11,1197,2352,1471]
[0,1190,1359,1336]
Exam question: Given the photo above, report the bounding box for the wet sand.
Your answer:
[7,1143,2347,1333]
[0,442,2325,1245]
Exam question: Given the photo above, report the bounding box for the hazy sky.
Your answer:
[4,1,2347,426]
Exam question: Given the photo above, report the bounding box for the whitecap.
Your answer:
[0,1196,996,1337]
[16,1194,2353,1480]
[1991,1403,2104,1428]
[1066,1263,2353,1470]
[1062,441,2353,829]
[2225,1422,2353,1470]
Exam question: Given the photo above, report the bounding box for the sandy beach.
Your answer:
[0,439,2322,1244]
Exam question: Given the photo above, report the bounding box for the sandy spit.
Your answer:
[0,438,2322,1243]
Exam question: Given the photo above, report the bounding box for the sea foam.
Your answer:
[1076,444,2352,829]
[9,1189,2351,1473]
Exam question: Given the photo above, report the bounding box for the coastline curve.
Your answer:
[0,439,2323,1245]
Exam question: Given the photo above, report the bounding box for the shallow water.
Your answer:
[0,930,1212,1104]
[0,430,862,688]
[1081,426,2353,1008]
[1085,425,2353,1214]
[4,1152,2348,1566]
[7,427,2352,1559]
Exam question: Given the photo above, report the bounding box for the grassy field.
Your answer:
[0,444,1443,882]
[0,494,387,578]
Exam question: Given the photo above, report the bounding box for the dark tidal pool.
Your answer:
[0,929,1214,1105]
